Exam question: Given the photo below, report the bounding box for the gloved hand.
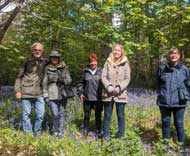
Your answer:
[44,97,49,104]
[107,85,114,94]
[113,86,121,96]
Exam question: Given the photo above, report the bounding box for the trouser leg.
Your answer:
[103,101,113,139]
[116,102,125,138]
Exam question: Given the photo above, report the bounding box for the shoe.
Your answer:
[52,132,58,138]
[58,133,64,139]
[96,130,103,139]
[34,132,41,138]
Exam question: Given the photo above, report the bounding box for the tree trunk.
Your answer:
[0,0,25,43]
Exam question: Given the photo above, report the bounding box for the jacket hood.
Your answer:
[167,61,183,69]
[106,53,129,65]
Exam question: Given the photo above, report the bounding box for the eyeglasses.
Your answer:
[34,49,42,52]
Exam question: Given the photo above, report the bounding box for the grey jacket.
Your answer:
[14,55,48,98]
[101,54,131,103]
[42,61,72,100]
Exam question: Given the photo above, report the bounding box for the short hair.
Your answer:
[88,53,98,62]
[31,42,44,52]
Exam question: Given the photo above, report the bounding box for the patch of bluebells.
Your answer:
[0,86,14,97]
[0,86,185,155]
[128,88,157,108]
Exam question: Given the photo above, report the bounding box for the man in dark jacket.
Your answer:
[157,48,190,151]
[77,53,103,137]
[14,42,48,137]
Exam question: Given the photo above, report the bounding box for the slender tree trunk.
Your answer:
[0,0,24,43]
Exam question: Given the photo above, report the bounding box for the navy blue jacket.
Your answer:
[77,66,102,101]
[157,62,190,107]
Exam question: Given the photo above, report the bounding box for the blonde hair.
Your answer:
[111,43,130,63]
[112,44,125,56]
[31,42,44,52]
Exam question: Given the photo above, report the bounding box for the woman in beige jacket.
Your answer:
[101,44,130,139]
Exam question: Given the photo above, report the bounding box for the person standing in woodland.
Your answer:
[77,53,103,138]
[101,44,131,140]
[42,50,72,138]
[14,42,48,137]
[157,48,190,152]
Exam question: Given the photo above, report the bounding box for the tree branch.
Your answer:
[0,6,20,43]
[0,0,25,43]
[0,0,10,11]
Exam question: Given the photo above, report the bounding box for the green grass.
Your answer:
[0,97,190,155]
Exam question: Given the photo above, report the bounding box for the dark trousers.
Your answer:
[103,100,125,138]
[159,106,185,146]
[83,101,103,132]
[49,99,67,135]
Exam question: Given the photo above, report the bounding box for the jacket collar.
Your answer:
[48,61,66,69]
[107,54,129,65]
[84,65,101,73]
[166,61,183,69]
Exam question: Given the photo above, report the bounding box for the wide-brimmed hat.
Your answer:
[50,50,61,57]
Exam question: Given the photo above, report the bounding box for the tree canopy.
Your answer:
[1,0,190,87]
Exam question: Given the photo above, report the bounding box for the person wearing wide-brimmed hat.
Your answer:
[42,50,72,138]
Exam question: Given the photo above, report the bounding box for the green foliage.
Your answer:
[0,96,189,155]
[2,0,190,86]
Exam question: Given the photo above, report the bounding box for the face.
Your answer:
[113,45,122,60]
[89,60,98,70]
[168,50,180,64]
[50,57,59,65]
[32,45,43,58]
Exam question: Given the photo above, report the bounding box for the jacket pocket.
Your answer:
[118,90,127,100]
[157,89,167,104]
[178,88,189,103]
[21,83,34,95]
[47,71,58,83]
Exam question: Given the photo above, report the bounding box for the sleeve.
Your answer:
[14,60,26,93]
[76,69,85,96]
[63,66,72,85]
[101,62,112,91]
[42,67,49,98]
[157,65,162,92]
[184,67,190,95]
[116,63,131,92]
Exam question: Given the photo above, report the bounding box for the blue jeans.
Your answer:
[159,106,185,146]
[49,99,66,135]
[22,97,45,133]
[103,100,125,138]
